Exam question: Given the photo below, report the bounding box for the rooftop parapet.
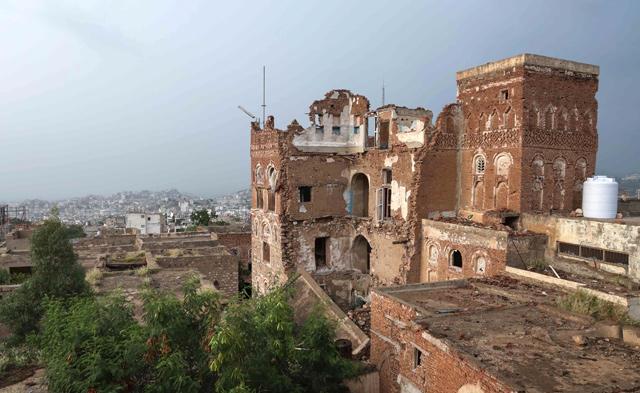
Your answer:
[456,53,599,81]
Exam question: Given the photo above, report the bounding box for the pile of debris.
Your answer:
[347,304,371,335]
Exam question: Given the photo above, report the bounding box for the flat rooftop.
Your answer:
[375,276,640,393]
[456,53,599,80]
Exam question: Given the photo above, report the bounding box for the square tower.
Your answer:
[456,54,599,216]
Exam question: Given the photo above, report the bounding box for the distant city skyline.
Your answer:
[1,0,639,200]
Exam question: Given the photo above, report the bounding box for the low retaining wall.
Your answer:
[154,255,238,296]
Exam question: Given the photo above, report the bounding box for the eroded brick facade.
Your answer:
[249,54,599,309]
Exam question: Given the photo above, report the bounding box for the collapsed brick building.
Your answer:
[250,54,602,306]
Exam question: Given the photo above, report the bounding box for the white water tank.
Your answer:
[582,176,618,219]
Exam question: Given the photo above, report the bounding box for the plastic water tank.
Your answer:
[582,176,618,219]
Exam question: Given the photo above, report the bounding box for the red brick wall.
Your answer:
[457,61,598,215]
[370,292,513,393]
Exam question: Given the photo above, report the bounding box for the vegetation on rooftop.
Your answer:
[556,290,635,324]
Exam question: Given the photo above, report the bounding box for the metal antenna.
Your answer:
[262,66,266,127]
[237,105,256,119]
[382,79,386,106]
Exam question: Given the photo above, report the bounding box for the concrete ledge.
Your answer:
[456,53,599,80]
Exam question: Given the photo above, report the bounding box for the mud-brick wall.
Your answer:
[154,255,238,296]
[370,290,512,393]
[520,213,640,280]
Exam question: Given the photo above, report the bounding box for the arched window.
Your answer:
[267,165,277,189]
[450,250,462,269]
[474,155,486,174]
[553,157,566,180]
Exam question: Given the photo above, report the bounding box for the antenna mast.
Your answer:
[262,66,266,127]
[382,79,386,106]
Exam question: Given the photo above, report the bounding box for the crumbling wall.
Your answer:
[293,90,370,154]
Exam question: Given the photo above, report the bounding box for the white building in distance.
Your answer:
[125,213,166,234]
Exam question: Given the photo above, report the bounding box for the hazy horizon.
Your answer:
[2,0,640,200]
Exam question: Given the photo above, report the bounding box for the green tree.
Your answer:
[210,283,359,393]
[0,218,89,341]
[190,209,212,227]
[39,276,222,393]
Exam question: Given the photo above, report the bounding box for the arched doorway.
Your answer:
[351,173,369,217]
[352,235,371,273]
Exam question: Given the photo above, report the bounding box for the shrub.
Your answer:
[210,282,359,393]
[40,294,145,392]
[39,276,222,393]
[0,269,10,285]
[85,268,103,286]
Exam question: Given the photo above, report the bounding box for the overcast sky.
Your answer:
[1,0,639,201]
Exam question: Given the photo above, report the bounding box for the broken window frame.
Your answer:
[376,187,392,221]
